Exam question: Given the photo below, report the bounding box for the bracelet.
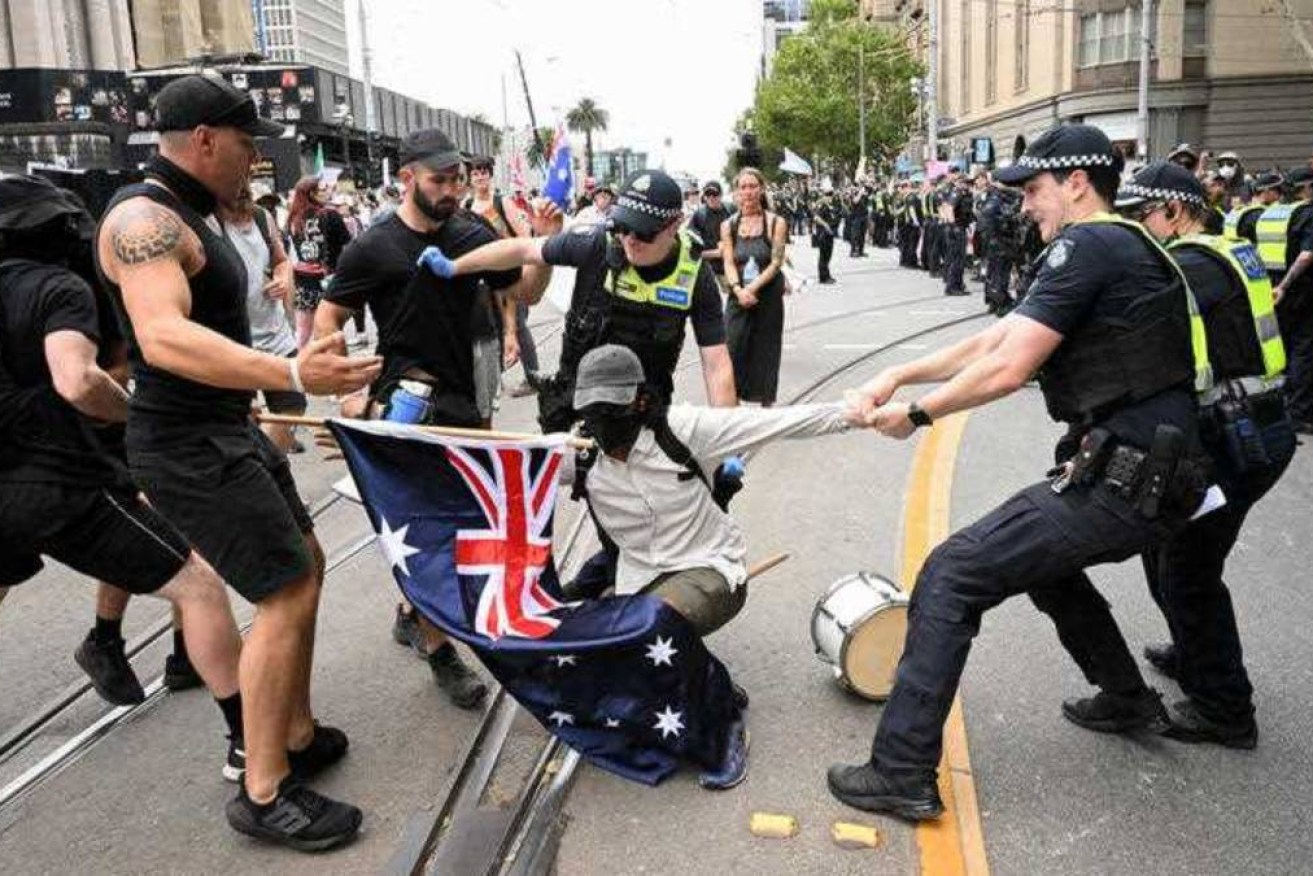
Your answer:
[288,357,305,394]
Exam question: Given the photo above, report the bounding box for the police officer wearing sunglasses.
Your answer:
[416,168,736,432]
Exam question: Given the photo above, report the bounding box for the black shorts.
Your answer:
[261,352,308,415]
[0,482,190,592]
[128,425,314,603]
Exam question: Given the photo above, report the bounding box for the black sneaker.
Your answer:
[1162,699,1258,750]
[391,604,424,655]
[226,777,362,852]
[826,762,944,821]
[428,645,488,710]
[75,631,145,706]
[1143,643,1180,680]
[224,736,246,783]
[289,722,350,780]
[164,649,204,691]
[1062,688,1169,734]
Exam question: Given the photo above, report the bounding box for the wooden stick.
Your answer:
[745,552,790,581]
[257,413,594,449]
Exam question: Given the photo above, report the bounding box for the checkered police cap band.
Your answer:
[1016,153,1119,170]
[616,195,683,222]
[1120,182,1206,206]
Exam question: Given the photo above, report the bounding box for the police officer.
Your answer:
[940,172,973,296]
[1225,171,1283,244]
[1256,167,1313,431]
[871,182,893,249]
[812,187,842,284]
[846,184,869,257]
[416,168,736,424]
[829,125,1209,820]
[920,178,941,274]
[1115,163,1295,748]
[897,180,922,269]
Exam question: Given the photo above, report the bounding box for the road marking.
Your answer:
[897,343,928,350]
[900,412,990,876]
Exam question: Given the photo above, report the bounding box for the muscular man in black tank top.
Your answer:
[95,75,380,853]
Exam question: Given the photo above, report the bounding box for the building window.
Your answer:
[1077,5,1151,68]
[1015,0,1029,91]
[985,0,997,105]
[1183,0,1208,56]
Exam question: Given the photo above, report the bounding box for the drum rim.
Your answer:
[811,572,907,674]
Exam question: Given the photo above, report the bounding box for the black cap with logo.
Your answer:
[1114,161,1207,209]
[610,170,684,236]
[995,124,1124,185]
[154,74,286,138]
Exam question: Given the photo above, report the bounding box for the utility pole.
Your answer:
[514,49,547,168]
[1136,0,1152,161]
[358,0,376,176]
[858,41,867,173]
[926,0,939,163]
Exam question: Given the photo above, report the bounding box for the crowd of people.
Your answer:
[1,69,1310,855]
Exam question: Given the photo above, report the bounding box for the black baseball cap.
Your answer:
[610,170,684,236]
[1115,161,1206,209]
[399,128,465,171]
[154,74,285,138]
[0,175,92,233]
[1252,171,1284,193]
[702,180,723,196]
[1285,166,1313,188]
[995,124,1124,185]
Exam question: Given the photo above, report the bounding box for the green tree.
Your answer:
[751,0,920,178]
[566,98,609,178]
[524,126,557,169]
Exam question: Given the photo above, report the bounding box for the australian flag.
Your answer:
[542,123,574,210]
[328,420,740,784]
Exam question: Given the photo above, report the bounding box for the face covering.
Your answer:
[584,412,644,454]
[1217,165,1237,180]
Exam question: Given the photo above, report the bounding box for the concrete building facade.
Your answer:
[864,0,1313,170]
[0,0,137,71]
[252,0,350,76]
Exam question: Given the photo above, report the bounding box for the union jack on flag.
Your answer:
[329,420,742,785]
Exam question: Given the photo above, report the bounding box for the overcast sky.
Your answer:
[346,0,763,182]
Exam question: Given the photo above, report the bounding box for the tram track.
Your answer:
[0,286,987,855]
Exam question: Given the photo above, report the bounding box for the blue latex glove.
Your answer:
[416,245,456,279]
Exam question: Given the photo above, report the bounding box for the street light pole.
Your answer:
[1136,0,1153,161]
[927,0,939,162]
[858,41,867,173]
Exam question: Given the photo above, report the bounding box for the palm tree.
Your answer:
[566,98,609,179]
[524,126,556,169]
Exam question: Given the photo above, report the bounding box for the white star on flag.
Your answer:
[653,705,684,739]
[552,655,577,667]
[548,711,575,727]
[377,515,421,577]
[645,636,678,667]
[604,717,621,728]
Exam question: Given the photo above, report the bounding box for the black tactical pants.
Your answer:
[817,233,835,282]
[898,225,920,268]
[871,480,1182,775]
[1143,415,1296,723]
[942,225,967,294]
[849,217,867,256]
[984,253,1013,311]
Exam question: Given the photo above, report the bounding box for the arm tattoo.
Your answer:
[770,239,787,266]
[112,205,184,266]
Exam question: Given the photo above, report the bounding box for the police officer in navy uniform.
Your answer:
[1267,167,1313,432]
[1116,163,1295,748]
[1225,171,1284,245]
[829,125,1209,820]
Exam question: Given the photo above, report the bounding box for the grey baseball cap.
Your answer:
[574,345,645,410]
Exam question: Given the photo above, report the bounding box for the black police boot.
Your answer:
[75,630,145,706]
[1143,643,1180,680]
[1062,688,1169,734]
[827,762,943,821]
[732,682,750,711]
[1162,699,1257,750]
[428,644,489,710]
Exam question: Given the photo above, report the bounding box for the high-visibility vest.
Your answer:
[1255,203,1298,274]
[1223,203,1265,242]
[1170,234,1286,381]
[1077,213,1213,394]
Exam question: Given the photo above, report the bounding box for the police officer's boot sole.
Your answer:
[826,763,944,822]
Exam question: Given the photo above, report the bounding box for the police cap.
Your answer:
[1251,171,1284,193]
[610,170,684,237]
[1115,161,1207,209]
[994,124,1124,185]
[1285,166,1313,189]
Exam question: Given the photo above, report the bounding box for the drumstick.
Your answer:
[255,413,594,449]
[745,553,790,580]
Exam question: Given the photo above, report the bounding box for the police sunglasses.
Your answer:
[611,221,663,244]
[1119,201,1164,223]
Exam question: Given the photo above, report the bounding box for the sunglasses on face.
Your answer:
[1120,201,1164,223]
[612,222,661,243]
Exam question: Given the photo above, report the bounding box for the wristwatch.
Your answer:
[907,402,934,429]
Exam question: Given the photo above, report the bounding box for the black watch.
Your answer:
[907,402,934,429]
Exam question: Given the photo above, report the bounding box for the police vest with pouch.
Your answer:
[600,229,702,395]
[1223,203,1264,242]
[1038,213,1211,425]
[1168,233,1285,381]
[1254,202,1313,274]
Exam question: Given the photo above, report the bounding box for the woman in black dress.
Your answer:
[720,168,790,405]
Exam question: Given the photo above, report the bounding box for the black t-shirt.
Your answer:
[328,212,521,394]
[0,259,127,486]
[541,225,726,346]
[292,207,351,282]
[686,205,734,272]
[1015,222,1198,451]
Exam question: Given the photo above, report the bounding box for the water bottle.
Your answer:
[386,380,432,424]
[742,257,761,284]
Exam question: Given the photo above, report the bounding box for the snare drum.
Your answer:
[810,572,909,701]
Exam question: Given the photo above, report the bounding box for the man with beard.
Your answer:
[315,128,558,705]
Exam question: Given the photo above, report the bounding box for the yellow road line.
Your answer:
[899,412,991,876]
